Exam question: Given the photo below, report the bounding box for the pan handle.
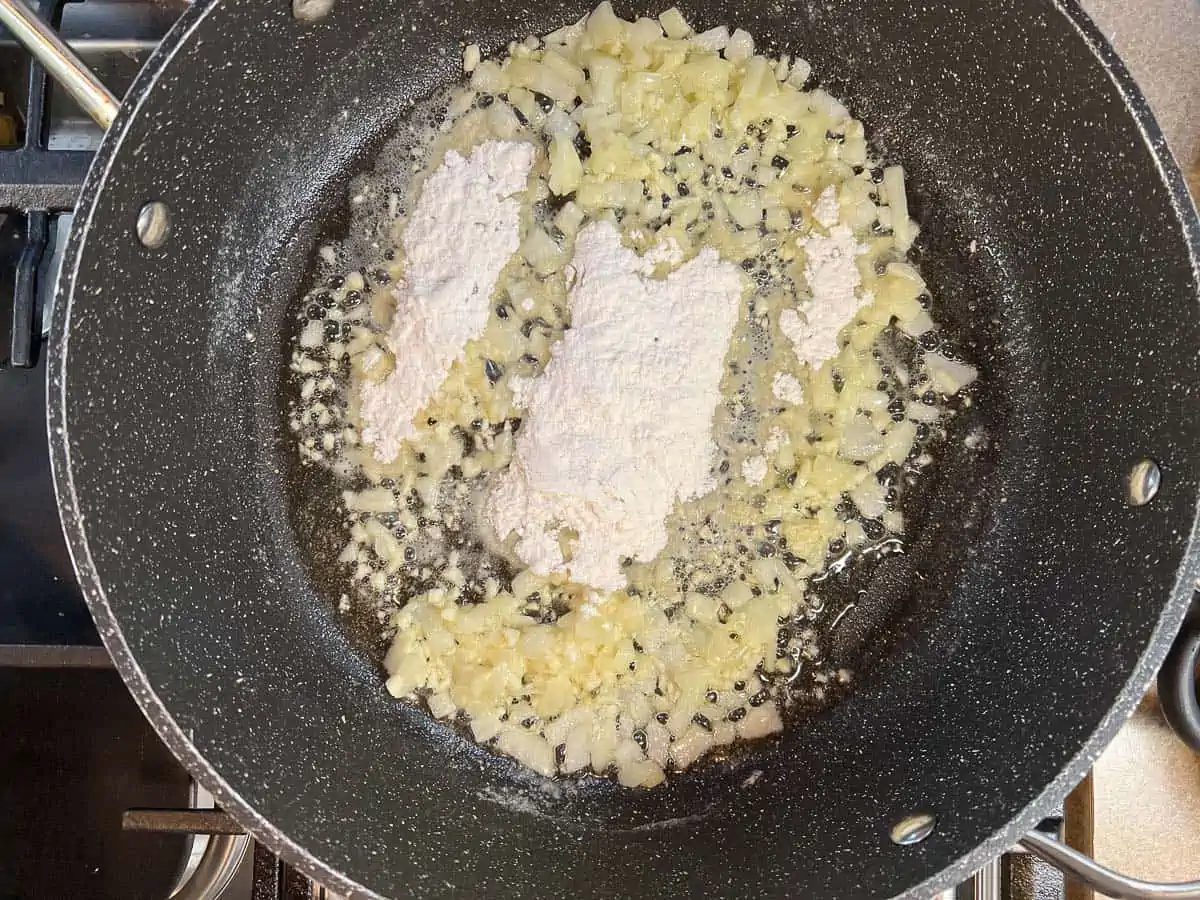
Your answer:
[1157,600,1200,752]
[0,0,120,128]
[1021,829,1200,900]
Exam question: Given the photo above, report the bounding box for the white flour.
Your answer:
[487,221,744,590]
[742,454,768,485]
[361,140,534,462]
[780,186,872,369]
[772,371,804,405]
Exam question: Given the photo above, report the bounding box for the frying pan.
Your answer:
[5,0,1200,897]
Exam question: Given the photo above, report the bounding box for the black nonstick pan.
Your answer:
[6,0,1200,897]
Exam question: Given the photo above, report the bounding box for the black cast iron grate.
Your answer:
[3,0,92,369]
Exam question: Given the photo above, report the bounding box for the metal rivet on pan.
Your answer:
[292,0,335,22]
[1127,458,1161,507]
[136,201,171,249]
[890,812,937,846]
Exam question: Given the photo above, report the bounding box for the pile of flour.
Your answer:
[360,140,534,462]
[780,186,873,368]
[486,221,744,590]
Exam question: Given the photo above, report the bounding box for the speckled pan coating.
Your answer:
[46,0,1200,898]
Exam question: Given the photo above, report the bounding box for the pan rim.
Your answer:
[44,1,1200,899]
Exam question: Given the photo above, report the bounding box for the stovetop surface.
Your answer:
[0,0,186,646]
[0,356,90,642]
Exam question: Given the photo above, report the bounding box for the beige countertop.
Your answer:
[1082,0,1200,187]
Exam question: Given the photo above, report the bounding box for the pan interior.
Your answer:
[52,1,1200,898]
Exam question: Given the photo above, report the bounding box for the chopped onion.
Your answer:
[899,309,936,337]
[658,7,692,39]
[736,704,782,740]
[671,725,716,768]
[693,25,729,51]
[925,352,978,394]
[839,417,885,461]
[724,28,754,62]
[906,401,941,423]
[883,165,911,251]
[497,729,557,777]
[462,43,481,73]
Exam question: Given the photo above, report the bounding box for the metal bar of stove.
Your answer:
[929,854,1003,900]
[0,0,119,129]
[0,643,111,666]
[23,0,54,152]
[976,857,1004,900]
[7,0,55,367]
[123,808,245,835]
[0,147,94,209]
[0,36,159,52]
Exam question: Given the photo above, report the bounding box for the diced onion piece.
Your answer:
[735,704,782,740]
[693,25,729,51]
[555,200,586,237]
[883,165,912,251]
[844,520,867,547]
[544,106,577,137]
[787,57,812,88]
[628,16,663,52]
[724,28,754,62]
[925,352,978,394]
[462,43,481,73]
[521,227,566,275]
[471,713,504,743]
[562,722,592,773]
[724,191,762,229]
[583,51,623,106]
[875,421,918,468]
[585,1,625,51]
[422,691,454,721]
[619,759,666,788]
[643,721,671,765]
[496,729,557,777]
[907,401,941,423]
[507,58,580,106]
[485,101,522,138]
[589,717,620,772]
[658,7,692,39]
[383,646,428,698]
[470,59,507,92]
[299,318,323,349]
[542,50,587,89]
[671,725,716,768]
[544,15,587,49]
[343,487,396,513]
[359,346,395,383]
[899,309,936,337]
[850,477,887,519]
[839,417,885,461]
[548,134,583,195]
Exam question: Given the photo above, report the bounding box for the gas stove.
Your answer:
[1,1,1197,899]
